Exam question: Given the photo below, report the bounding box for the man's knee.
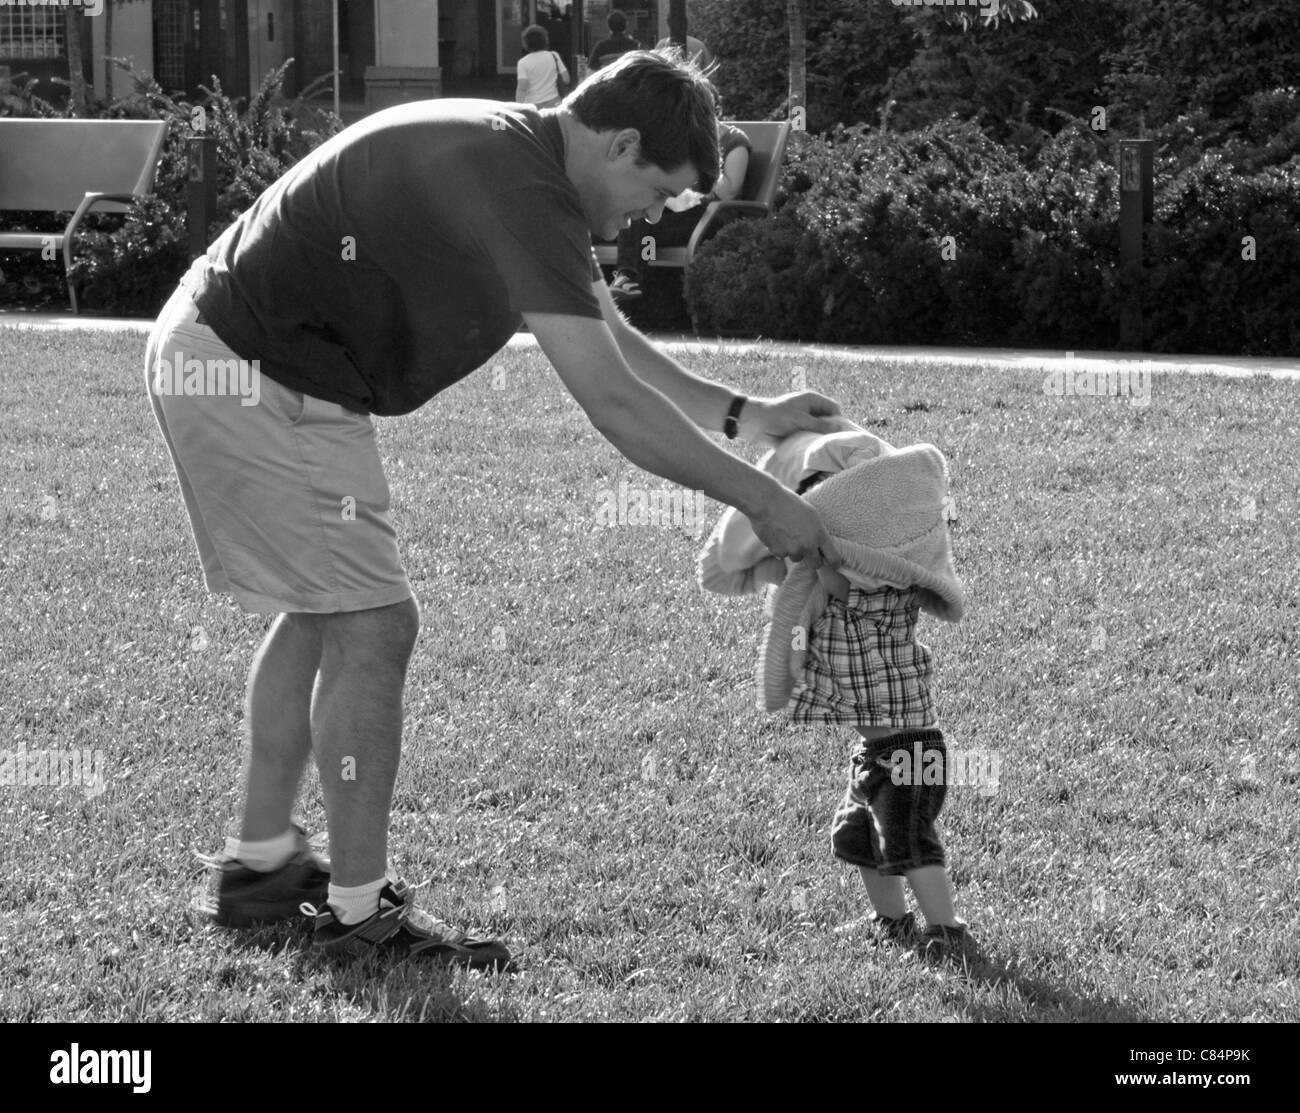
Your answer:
[318,596,420,668]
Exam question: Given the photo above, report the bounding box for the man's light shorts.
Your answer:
[145,282,414,614]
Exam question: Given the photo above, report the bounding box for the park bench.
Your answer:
[0,118,168,313]
[593,119,792,271]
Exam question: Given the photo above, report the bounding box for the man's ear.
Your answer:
[607,127,641,162]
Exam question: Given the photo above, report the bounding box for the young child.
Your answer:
[697,416,977,960]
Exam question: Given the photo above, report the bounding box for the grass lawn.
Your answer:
[0,326,1296,1023]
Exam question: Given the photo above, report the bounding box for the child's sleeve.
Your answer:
[696,507,787,595]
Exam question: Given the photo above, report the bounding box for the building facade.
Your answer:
[0,2,673,110]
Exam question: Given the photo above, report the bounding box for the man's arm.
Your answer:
[592,277,841,444]
[592,276,743,435]
[523,308,840,567]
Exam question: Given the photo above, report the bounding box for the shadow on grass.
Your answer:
[194,914,521,1023]
[928,946,1152,1023]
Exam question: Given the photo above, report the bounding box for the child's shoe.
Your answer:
[920,921,981,965]
[869,910,919,945]
[608,271,643,302]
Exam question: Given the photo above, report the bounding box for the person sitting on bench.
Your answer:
[607,117,750,303]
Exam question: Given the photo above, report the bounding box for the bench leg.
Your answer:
[61,239,80,315]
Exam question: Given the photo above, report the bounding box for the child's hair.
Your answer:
[796,471,832,496]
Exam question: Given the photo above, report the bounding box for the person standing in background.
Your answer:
[656,12,714,71]
[588,10,642,71]
[516,24,571,108]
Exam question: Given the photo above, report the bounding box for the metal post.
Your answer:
[187,135,217,261]
[572,0,585,84]
[332,0,340,121]
[669,0,687,50]
[1118,138,1153,350]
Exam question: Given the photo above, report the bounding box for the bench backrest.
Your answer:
[0,119,168,213]
[731,120,792,209]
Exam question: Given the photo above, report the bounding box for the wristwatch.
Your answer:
[724,395,747,440]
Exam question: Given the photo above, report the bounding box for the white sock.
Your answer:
[226,828,298,873]
[328,878,388,925]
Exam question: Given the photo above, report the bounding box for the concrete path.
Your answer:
[3,312,1297,381]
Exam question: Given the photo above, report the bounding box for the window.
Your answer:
[0,5,66,61]
[154,0,186,91]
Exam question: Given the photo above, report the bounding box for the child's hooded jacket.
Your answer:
[696,417,965,712]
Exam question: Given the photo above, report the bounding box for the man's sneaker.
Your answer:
[920,922,981,965]
[302,879,514,972]
[193,824,330,928]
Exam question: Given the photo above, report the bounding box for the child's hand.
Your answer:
[754,555,787,587]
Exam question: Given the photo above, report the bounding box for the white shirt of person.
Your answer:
[516,50,571,106]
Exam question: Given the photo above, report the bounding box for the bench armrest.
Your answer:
[62,192,143,270]
[684,200,774,262]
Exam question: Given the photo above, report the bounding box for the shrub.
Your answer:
[684,207,832,339]
[690,118,1041,345]
[685,116,1299,355]
[1142,155,1300,355]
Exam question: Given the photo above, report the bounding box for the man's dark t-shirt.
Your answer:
[186,100,603,416]
[588,32,642,70]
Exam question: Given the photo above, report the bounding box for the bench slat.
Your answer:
[0,231,63,250]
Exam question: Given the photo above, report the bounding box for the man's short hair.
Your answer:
[565,49,721,193]
[522,25,549,53]
[607,11,628,34]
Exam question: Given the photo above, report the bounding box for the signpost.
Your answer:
[186,135,217,262]
[1118,138,1153,350]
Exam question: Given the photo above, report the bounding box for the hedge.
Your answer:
[686,115,1300,356]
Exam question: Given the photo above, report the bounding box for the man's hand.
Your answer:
[747,485,842,570]
[742,391,844,445]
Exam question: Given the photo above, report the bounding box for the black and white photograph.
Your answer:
[0,0,1294,1072]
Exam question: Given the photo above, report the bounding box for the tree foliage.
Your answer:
[690,0,1300,140]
